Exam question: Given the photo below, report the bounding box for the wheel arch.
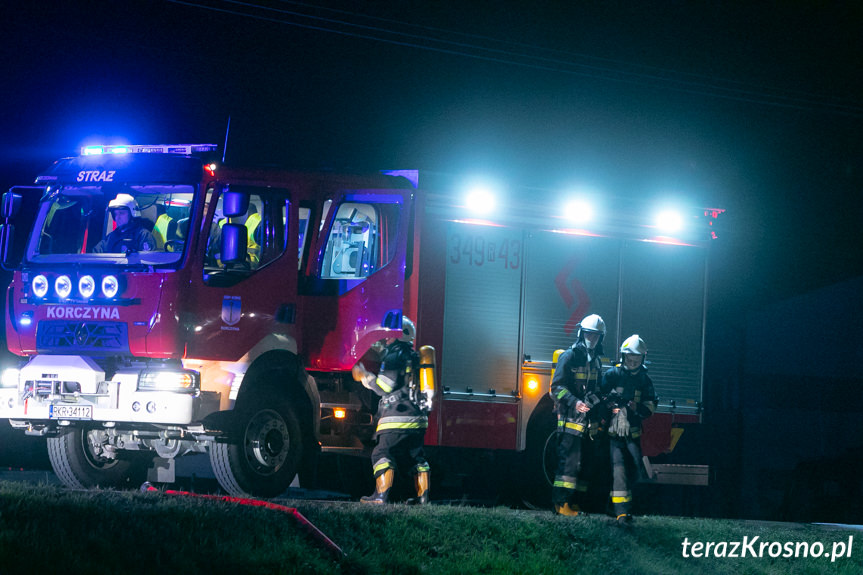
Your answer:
[235,349,319,440]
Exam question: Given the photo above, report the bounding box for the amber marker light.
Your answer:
[525,377,540,394]
[333,408,347,419]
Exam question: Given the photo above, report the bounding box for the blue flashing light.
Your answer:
[19,312,33,327]
[79,144,218,156]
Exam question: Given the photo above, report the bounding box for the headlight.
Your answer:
[137,370,200,393]
[101,275,119,298]
[32,275,49,298]
[55,275,72,299]
[1,368,20,389]
[78,275,96,299]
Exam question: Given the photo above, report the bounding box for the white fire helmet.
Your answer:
[108,193,138,216]
[578,314,606,349]
[399,317,416,344]
[620,335,647,370]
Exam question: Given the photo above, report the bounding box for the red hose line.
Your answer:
[143,484,345,558]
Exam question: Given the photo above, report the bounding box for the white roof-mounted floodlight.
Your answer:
[564,198,594,224]
[80,144,218,156]
[465,186,496,215]
[462,176,501,216]
[655,209,684,233]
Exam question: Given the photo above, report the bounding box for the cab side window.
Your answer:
[320,202,399,279]
[203,186,290,286]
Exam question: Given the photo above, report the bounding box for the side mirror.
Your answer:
[1,191,22,219]
[0,223,15,266]
[220,223,248,266]
[222,190,249,218]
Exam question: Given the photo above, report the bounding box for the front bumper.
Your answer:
[0,355,219,427]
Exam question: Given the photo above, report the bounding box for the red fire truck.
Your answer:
[0,144,721,500]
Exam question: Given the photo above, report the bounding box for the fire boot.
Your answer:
[407,471,430,505]
[360,469,394,504]
[554,502,581,516]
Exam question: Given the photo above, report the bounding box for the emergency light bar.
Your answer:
[81,144,218,156]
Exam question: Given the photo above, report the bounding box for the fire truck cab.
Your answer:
[0,145,415,497]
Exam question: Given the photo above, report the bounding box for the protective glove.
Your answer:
[609,407,630,437]
[351,363,376,390]
[420,389,434,413]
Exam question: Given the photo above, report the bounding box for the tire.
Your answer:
[47,428,148,489]
[210,398,303,498]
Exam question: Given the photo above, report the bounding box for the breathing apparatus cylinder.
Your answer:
[418,345,436,396]
[550,349,565,389]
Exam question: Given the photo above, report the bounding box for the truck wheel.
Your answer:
[47,428,145,489]
[210,398,303,498]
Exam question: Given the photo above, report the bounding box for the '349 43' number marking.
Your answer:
[449,234,521,269]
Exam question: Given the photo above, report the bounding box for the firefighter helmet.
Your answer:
[107,193,138,216]
[620,334,647,355]
[399,317,416,344]
[620,334,646,371]
[577,314,605,350]
[579,314,606,335]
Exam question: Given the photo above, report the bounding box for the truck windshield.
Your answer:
[26,184,195,267]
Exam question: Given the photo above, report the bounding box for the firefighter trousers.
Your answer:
[609,436,646,516]
[552,433,595,508]
[371,431,430,478]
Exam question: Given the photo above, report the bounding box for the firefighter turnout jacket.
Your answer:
[550,342,603,437]
[93,219,157,254]
[600,365,657,439]
[365,340,427,435]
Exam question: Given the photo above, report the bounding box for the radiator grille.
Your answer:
[37,321,129,354]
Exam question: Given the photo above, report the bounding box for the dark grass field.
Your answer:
[1,481,861,574]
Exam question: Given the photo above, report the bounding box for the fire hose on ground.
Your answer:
[141,482,345,558]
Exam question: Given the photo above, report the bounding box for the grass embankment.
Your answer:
[0,481,860,574]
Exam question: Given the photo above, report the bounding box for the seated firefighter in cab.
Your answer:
[352,318,436,504]
[92,193,157,254]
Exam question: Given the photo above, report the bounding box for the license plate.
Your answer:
[49,404,93,420]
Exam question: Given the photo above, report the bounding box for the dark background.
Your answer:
[2,1,863,520]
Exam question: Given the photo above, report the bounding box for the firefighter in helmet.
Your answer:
[93,193,157,254]
[355,317,432,504]
[601,334,657,524]
[549,313,606,516]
